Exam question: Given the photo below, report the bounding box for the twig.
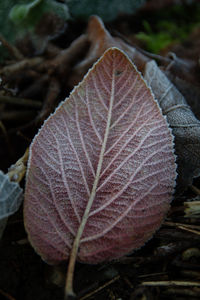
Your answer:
[180,270,200,279]
[0,288,16,300]
[176,226,200,236]
[0,94,42,109]
[190,185,200,195]
[1,110,36,121]
[50,34,88,70]
[164,221,200,235]
[165,221,200,230]
[0,34,24,60]
[138,272,168,279]
[79,275,120,300]
[141,280,200,287]
[0,57,43,76]
[17,130,32,143]
[19,74,49,98]
[36,77,60,124]
[39,34,89,76]
[0,120,8,137]
[163,287,200,298]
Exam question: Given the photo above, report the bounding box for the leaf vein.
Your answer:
[86,83,103,143]
[82,184,158,242]
[48,125,82,225]
[58,114,91,198]
[76,107,96,178]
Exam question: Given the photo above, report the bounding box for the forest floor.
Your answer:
[0,2,200,300]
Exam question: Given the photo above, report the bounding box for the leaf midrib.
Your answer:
[74,65,115,245]
[65,61,116,294]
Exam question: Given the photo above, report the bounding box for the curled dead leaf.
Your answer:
[145,60,200,193]
[69,15,149,87]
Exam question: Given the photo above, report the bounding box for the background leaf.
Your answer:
[69,15,150,88]
[0,171,23,239]
[24,48,176,269]
[0,0,69,61]
[144,60,200,193]
[9,0,69,29]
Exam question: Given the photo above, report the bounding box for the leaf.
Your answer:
[0,170,23,239]
[144,60,200,193]
[9,0,69,29]
[0,0,69,61]
[67,0,146,22]
[165,70,200,121]
[24,48,176,296]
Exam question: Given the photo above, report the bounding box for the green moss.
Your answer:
[0,0,70,62]
[136,4,200,53]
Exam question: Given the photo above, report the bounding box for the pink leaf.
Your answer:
[24,48,176,268]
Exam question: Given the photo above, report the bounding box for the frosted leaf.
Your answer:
[0,170,23,239]
[24,48,177,296]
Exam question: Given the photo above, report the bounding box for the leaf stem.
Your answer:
[64,58,116,298]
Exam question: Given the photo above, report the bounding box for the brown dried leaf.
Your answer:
[69,15,149,87]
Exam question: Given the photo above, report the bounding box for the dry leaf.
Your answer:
[24,48,176,296]
[145,60,200,193]
[165,73,200,121]
[69,15,149,87]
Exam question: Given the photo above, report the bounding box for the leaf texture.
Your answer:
[145,60,200,193]
[24,48,176,265]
